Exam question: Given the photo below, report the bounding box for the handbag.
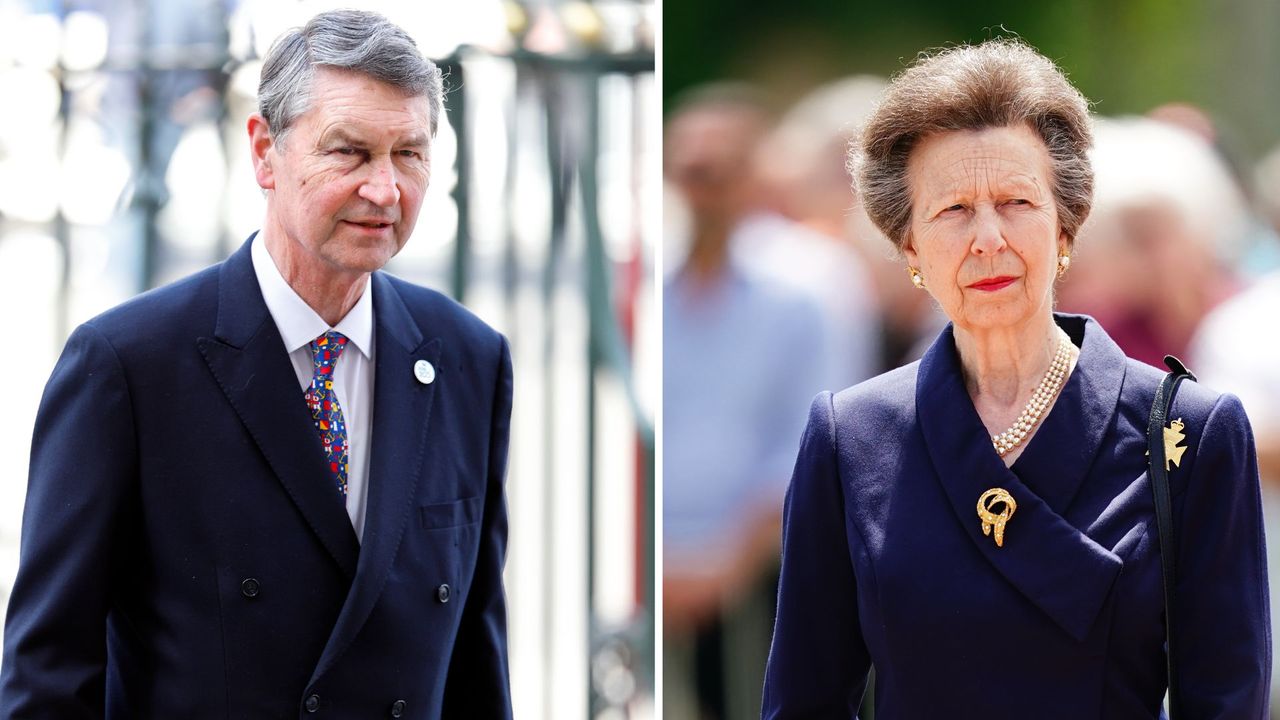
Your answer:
[1147,354,1197,720]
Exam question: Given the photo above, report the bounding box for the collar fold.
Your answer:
[915,314,1129,641]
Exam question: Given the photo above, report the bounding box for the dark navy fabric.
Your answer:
[763,314,1270,719]
[0,237,514,719]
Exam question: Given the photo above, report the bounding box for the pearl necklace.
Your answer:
[992,329,1074,457]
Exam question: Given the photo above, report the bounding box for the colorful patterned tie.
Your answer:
[303,330,350,499]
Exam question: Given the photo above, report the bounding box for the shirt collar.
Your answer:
[250,230,374,359]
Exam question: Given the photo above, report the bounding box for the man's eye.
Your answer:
[398,149,420,159]
[335,147,359,156]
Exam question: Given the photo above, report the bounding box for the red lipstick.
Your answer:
[968,276,1017,292]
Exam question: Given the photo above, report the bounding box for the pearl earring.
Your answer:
[1057,254,1071,278]
[908,266,926,289]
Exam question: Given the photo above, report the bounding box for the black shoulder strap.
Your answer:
[1147,354,1196,720]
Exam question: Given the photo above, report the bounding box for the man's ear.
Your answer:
[248,114,277,191]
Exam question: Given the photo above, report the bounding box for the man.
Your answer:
[0,10,513,719]
[662,85,829,720]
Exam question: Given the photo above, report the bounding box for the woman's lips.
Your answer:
[967,276,1017,292]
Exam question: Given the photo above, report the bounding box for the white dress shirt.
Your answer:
[250,233,375,541]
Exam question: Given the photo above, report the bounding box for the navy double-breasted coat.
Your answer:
[0,237,514,719]
[763,314,1270,718]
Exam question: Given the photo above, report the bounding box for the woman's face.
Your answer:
[904,123,1067,334]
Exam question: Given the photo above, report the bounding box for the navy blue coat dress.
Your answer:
[762,314,1270,718]
[0,238,514,719]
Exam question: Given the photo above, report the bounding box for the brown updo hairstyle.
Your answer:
[853,38,1095,254]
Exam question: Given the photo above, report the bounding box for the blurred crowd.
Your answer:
[662,77,1280,719]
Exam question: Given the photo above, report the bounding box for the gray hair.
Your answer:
[854,38,1094,254]
[258,9,443,143]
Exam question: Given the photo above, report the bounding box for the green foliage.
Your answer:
[664,0,1280,156]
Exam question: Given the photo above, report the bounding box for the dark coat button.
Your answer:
[436,584,450,603]
[390,699,407,717]
[304,694,320,713]
[241,578,260,598]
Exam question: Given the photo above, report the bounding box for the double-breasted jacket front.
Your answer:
[1,238,514,719]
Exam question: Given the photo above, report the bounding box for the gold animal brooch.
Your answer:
[1146,417,1189,471]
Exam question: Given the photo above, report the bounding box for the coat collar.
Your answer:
[915,314,1127,641]
[198,236,361,578]
[200,236,445,683]
[309,270,441,684]
[1011,315,1128,514]
[248,232,375,360]
[198,237,438,588]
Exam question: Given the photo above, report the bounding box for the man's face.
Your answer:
[256,67,433,275]
[664,106,762,218]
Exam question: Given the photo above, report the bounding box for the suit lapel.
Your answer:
[196,237,360,579]
[311,272,441,684]
[1009,315,1127,514]
[916,315,1123,642]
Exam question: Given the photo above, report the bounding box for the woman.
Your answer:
[761,39,1270,718]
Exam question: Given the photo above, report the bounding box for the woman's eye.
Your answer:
[1006,198,1029,206]
[943,204,965,213]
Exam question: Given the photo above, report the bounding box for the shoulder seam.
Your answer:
[78,321,141,472]
[828,392,878,592]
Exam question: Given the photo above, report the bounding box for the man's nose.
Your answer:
[359,156,401,207]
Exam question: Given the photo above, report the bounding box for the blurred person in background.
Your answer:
[1058,116,1249,368]
[1147,100,1280,276]
[753,77,887,241]
[663,85,829,720]
[763,38,1269,717]
[752,74,946,374]
[741,76,885,386]
[0,10,514,718]
[1190,139,1280,716]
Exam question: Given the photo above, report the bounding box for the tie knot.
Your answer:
[310,330,350,373]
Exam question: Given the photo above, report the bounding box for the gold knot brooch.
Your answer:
[977,488,1017,548]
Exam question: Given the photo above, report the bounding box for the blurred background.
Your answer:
[663,2,1280,718]
[0,0,655,718]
